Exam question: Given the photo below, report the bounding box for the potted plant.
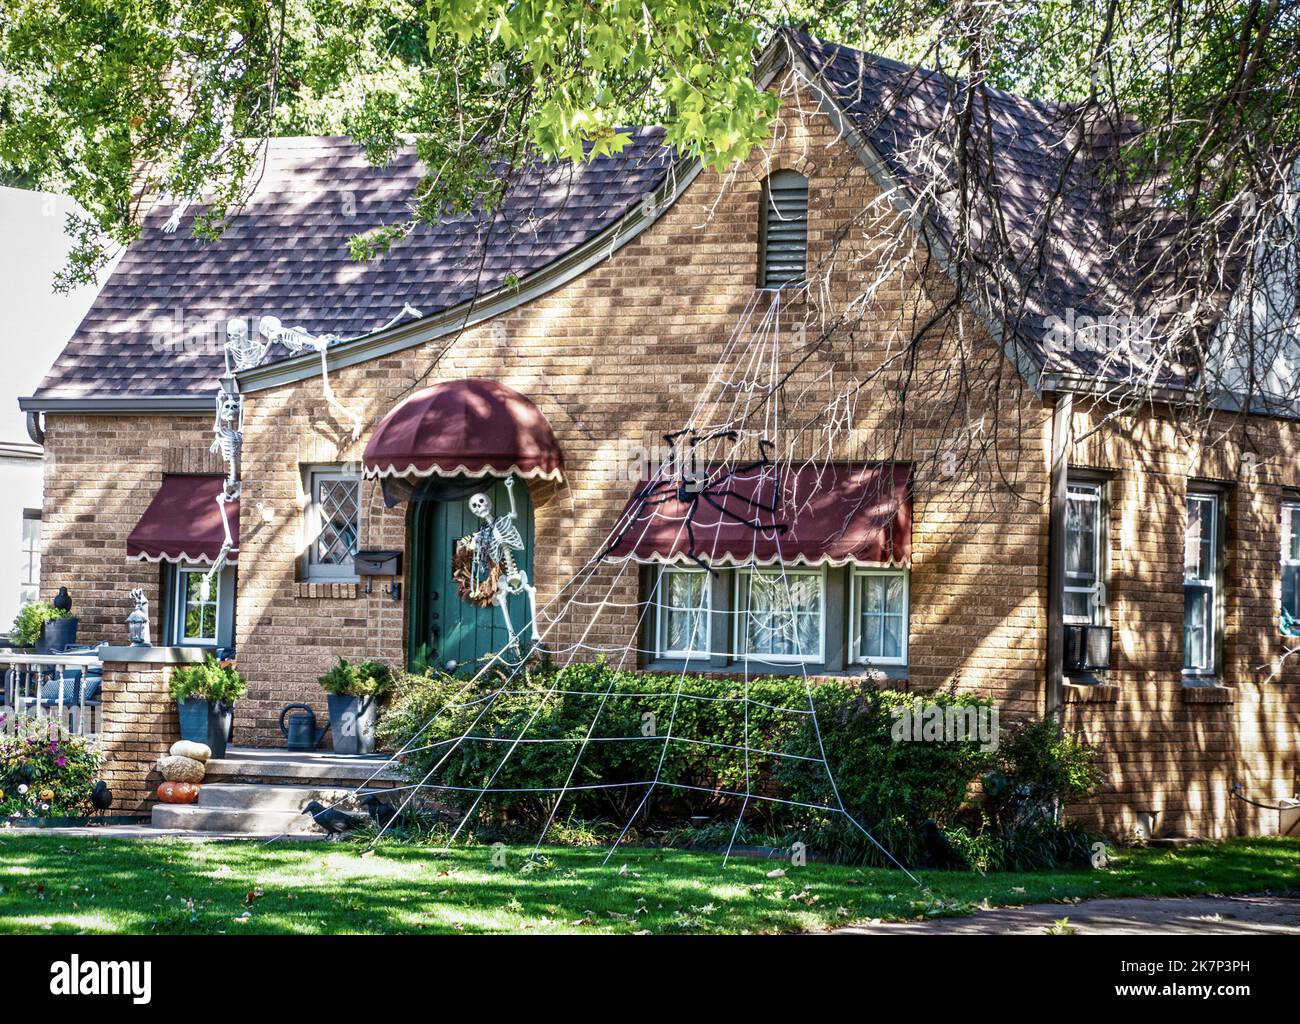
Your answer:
[10,600,77,653]
[168,655,247,759]
[318,658,393,755]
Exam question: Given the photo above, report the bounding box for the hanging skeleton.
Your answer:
[204,305,425,587]
[207,382,244,584]
[455,477,536,656]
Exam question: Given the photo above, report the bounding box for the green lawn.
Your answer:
[0,835,1297,934]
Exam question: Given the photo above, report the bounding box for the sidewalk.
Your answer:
[837,894,1300,935]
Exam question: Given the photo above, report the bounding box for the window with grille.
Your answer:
[852,569,909,666]
[19,510,40,606]
[735,567,824,663]
[166,564,237,648]
[1183,491,1222,674]
[306,468,361,579]
[1282,501,1300,634]
[653,567,711,658]
[1064,481,1105,625]
[758,169,808,289]
[175,568,220,644]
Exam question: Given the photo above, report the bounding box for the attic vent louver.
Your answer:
[759,169,809,289]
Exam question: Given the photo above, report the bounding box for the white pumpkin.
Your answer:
[170,740,213,762]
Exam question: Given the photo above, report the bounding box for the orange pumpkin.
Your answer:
[157,782,200,804]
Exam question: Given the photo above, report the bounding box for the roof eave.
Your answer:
[1041,371,1300,422]
[18,394,214,414]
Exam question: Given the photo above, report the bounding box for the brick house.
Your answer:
[17,32,1299,837]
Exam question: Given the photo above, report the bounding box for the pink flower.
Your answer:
[55,756,67,767]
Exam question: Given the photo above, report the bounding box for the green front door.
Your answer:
[407,479,536,673]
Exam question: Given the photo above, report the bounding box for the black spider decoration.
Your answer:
[602,428,788,574]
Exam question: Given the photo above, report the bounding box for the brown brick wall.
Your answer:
[98,660,181,814]
[227,81,1049,747]
[1064,403,1300,837]
[39,414,216,641]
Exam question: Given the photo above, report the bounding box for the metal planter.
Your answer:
[327,694,378,755]
[176,698,233,759]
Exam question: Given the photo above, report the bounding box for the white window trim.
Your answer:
[653,567,712,660]
[733,565,826,664]
[849,568,910,667]
[303,466,362,581]
[173,567,221,646]
[1183,491,1220,675]
[1282,501,1300,635]
[19,509,41,604]
[1064,482,1105,626]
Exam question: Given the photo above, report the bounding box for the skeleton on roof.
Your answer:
[257,315,362,440]
[223,316,272,376]
[458,476,536,657]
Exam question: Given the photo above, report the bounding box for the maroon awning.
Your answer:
[363,379,564,481]
[603,462,911,568]
[127,475,238,564]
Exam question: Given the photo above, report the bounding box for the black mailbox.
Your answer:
[354,549,403,577]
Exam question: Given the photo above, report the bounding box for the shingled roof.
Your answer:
[791,31,1198,383]
[34,33,1178,403]
[34,130,673,399]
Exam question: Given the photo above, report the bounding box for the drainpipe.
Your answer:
[1045,391,1073,718]
[26,410,45,447]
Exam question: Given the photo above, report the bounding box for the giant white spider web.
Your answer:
[295,290,918,883]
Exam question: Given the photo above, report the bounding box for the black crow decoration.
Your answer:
[920,818,964,870]
[90,781,113,814]
[361,793,399,828]
[302,800,366,838]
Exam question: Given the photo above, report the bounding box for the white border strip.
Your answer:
[363,461,564,482]
[128,550,240,566]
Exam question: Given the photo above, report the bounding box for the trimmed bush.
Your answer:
[379,664,996,858]
[378,663,1101,869]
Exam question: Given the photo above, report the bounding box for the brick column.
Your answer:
[99,647,206,815]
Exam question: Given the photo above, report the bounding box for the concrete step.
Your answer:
[149,748,405,836]
[204,747,403,788]
[194,783,359,812]
[151,803,324,836]
[151,782,385,835]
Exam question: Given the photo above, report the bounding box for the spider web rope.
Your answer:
[599,295,788,862]
[278,289,917,886]
[362,295,780,848]
[477,293,784,857]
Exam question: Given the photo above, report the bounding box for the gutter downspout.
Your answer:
[1046,391,1073,718]
[26,410,45,447]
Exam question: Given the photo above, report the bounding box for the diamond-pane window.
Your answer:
[306,469,361,578]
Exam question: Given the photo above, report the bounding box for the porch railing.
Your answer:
[0,650,104,738]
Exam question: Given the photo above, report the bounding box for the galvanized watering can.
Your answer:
[279,704,328,751]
